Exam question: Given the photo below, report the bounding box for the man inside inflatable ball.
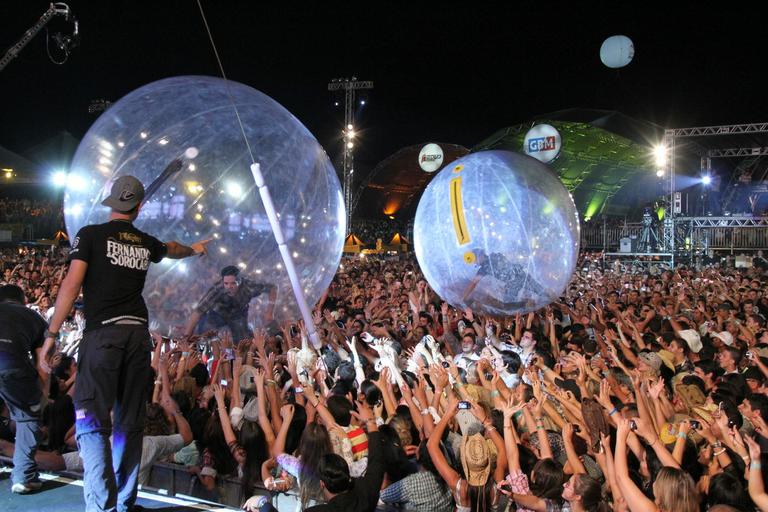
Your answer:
[183,265,277,344]
[462,250,557,311]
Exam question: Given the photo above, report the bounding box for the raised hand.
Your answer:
[469,400,488,424]
[745,433,762,461]
[615,417,632,441]
[430,364,449,389]
[351,397,374,424]
[252,330,266,356]
[212,383,226,406]
[648,377,665,400]
[280,404,295,422]
[254,368,266,389]
[233,356,243,377]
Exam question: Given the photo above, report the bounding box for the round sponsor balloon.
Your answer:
[418,143,444,173]
[600,35,635,69]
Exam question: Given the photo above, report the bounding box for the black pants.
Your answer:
[73,324,152,512]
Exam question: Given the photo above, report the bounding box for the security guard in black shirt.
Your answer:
[0,284,47,494]
[41,175,210,512]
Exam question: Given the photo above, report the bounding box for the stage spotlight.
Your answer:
[52,170,68,187]
[653,144,667,168]
[656,169,665,177]
[702,175,712,185]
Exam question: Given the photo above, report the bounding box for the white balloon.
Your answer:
[418,143,444,173]
[600,35,634,69]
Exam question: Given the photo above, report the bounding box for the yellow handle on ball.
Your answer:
[450,176,470,246]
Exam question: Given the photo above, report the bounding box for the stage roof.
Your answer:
[473,109,670,218]
[353,142,470,220]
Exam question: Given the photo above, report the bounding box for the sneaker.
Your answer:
[11,481,43,494]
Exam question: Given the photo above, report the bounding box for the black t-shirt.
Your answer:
[69,219,166,332]
[0,301,46,370]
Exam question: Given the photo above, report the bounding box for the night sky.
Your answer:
[1,1,767,171]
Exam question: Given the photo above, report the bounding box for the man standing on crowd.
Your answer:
[182,265,276,343]
[0,284,47,494]
[40,175,210,512]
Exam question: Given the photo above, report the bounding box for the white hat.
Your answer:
[711,331,734,346]
[678,329,702,353]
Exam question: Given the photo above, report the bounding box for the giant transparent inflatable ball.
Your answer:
[64,76,345,333]
[414,150,579,316]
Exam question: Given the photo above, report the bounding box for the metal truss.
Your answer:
[328,77,373,233]
[666,122,768,138]
[708,147,768,158]
[675,216,768,228]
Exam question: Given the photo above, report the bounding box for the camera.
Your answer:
[441,361,450,368]
[294,386,304,393]
[629,420,637,431]
[689,420,700,430]
[573,424,581,433]
[458,401,471,410]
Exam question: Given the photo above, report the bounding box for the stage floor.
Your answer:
[0,467,237,512]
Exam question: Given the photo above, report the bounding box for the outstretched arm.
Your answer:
[427,399,462,491]
[165,239,210,259]
[615,418,658,512]
[462,275,482,302]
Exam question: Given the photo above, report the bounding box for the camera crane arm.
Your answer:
[0,2,74,72]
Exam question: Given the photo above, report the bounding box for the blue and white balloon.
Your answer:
[600,35,635,69]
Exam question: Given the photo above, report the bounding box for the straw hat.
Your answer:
[461,433,491,487]
[674,383,706,412]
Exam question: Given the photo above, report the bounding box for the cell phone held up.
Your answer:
[458,401,471,410]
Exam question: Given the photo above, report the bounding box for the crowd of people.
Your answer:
[3,238,768,511]
[350,219,410,246]
[0,197,64,239]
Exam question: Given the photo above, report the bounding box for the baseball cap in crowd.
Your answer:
[711,331,734,346]
[678,329,702,353]
[638,352,663,373]
[101,175,145,212]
